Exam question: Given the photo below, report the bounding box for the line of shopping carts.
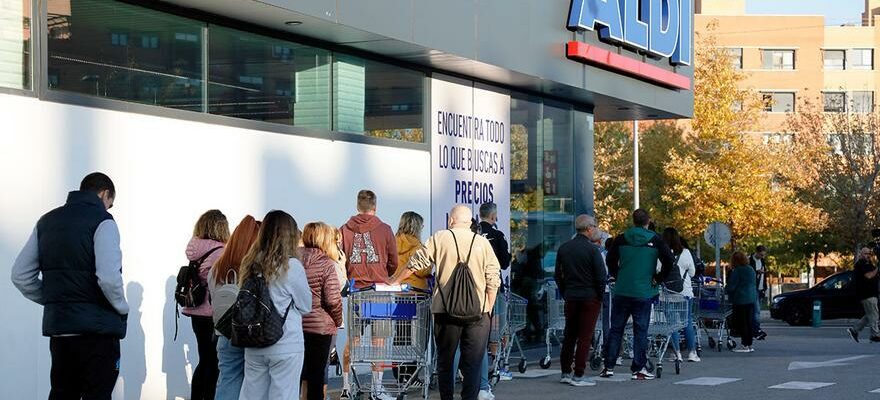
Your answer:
[539,279,694,378]
[345,283,529,399]
[695,277,736,352]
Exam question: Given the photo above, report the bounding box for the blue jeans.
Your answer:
[670,298,696,352]
[453,347,490,390]
[603,295,654,373]
[600,292,611,359]
[215,336,245,400]
[752,296,762,334]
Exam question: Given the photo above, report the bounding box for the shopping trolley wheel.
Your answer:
[696,346,703,358]
[396,394,406,400]
[518,359,528,373]
[539,355,551,369]
[707,337,716,349]
[726,338,736,350]
[490,373,500,386]
[674,359,681,375]
[645,359,655,373]
[589,355,602,371]
[656,366,663,379]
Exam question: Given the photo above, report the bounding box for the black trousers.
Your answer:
[49,336,120,400]
[435,313,490,400]
[190,316,219,400]
[302,333,334,400]
[733,304,754,347]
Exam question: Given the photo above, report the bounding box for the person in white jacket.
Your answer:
[238,210,313,400]
[661,228,700,363]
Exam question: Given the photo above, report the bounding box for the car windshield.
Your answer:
[819,273,851,290]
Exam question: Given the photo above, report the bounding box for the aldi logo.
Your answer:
[566,0,693,89]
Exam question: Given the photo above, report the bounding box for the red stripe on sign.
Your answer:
[566,41,691,90]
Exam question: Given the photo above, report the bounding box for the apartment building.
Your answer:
[696,0,878,142]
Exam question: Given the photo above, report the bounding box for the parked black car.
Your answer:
[770,271,863,326]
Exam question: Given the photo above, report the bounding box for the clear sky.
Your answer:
[746,0,864,26]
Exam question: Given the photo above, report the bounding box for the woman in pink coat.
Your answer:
[183,210,229,400]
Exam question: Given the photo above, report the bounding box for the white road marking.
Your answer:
[512,369,561,379]
[769,382,836,390]
[787,355,873,370]
[870,388,880,394]
[594,375,629,382]
[674,377,742,386]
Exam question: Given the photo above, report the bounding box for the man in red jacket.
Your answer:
[340,190,398,289]
[339,190,399,400]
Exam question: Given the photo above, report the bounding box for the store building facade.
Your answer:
[0,0,693,398]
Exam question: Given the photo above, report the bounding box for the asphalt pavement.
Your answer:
[330,316,880,399]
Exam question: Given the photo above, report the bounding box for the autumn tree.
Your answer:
[785,97,880,256]
[593,121,633,233]
[661,21,822,247]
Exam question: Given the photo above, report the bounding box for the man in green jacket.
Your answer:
[601,209,675,380]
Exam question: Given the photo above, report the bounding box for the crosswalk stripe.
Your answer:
[769,381,836,390]
[675,377,741,386]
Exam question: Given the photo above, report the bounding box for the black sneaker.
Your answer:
[599,368,614,378]
[870,336,880,343]
[847,328,860,343]
[755,330,767,340]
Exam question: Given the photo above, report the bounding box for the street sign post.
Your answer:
[704,222,731,281]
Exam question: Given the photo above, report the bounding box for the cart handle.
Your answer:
[347,279,432,294]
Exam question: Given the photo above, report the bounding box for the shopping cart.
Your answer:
[644,288,689,377]
[489,291,528,384]
[540,280,565,369]
[348,283,433,400]
[695,277,735,352]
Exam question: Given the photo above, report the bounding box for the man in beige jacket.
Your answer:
[390,205,500,400]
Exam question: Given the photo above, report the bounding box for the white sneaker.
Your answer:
[631,368,655,380]
[560,373,573,384]
[732,346,754,353]
[478,389,496,400]
[371,392,395,400]
[668,351,682,362]
[687,351,701,362]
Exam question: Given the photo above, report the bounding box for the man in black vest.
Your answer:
[11,172,128,400]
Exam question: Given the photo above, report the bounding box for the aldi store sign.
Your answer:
[568,0,693,65]
[565,0,693,90]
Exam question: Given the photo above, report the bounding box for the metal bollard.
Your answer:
[812,300,822,328]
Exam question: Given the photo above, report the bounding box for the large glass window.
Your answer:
[541,101,575,278]
[762,49,795,70]
[208,26,331,128]
[509,94,544,342]
[852,91,874,113]
[48,0,204,111]
[727,48,743,70]
[762,92,795,113]
[823,50,845,70]
[848,49,874,70]
[0,0,31,89]
[823,92,845,113]
[333,55,424,142]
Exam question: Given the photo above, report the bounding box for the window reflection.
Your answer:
[48,0,204,111]
[334,54,424,142]
[208,26,331,128]
[0,0,31,89]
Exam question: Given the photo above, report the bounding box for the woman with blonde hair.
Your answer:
[393,212,428,290]
[300,222,345,400]
[208,215,260,400]
[183,209,229,400]
[239,210,312,400]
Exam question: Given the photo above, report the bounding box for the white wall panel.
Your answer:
[0,93,430,399]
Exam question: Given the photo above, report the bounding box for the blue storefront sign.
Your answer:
[568,0,693,66]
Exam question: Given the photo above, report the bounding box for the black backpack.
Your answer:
[663,253,685,293]
[175,246,222,308]
[230,273,292,348]
[437,231,483,324]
